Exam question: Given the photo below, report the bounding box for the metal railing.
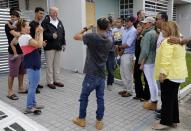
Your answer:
[0,0,19,9]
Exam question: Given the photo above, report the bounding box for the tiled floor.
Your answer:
[0,69,190,131]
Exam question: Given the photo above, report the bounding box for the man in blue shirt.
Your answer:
[118,16,137,97]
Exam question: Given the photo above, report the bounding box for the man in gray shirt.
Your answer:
[72,17,112,130]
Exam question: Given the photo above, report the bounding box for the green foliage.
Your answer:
[180,53,191,88]
[114,53,191,88]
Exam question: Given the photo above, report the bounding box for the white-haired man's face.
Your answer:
[49,8,58,20]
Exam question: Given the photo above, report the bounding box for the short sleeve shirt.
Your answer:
[83,33,113,78]
[18,34,41,69]
[122,26,137,54]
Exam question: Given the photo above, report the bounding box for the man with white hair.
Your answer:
[41,7,66,89]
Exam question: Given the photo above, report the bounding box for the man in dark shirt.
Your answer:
[72,17,112,130]
[29,7,45,93]
[134,10,145,28]
[41,7,66,89]
[5,9,26,100]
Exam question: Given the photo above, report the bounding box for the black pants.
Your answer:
[106,52,115,85]
[160,79,180,125]
[133,61,150,100]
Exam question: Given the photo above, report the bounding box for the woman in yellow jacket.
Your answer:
[152,21,188,130]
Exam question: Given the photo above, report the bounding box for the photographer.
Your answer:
[72,17,112,130]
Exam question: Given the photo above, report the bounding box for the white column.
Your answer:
[168,0,174,21]
[53,0,86,73]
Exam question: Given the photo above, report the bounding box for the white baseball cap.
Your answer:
[141,17,155,24]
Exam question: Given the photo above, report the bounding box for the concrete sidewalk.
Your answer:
[0,69,190,131]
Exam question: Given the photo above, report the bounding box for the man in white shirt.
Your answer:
[155,12,168,48]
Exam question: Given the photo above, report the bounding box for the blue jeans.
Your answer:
[26,69,40,109]
[106,52,115,85]
[79,74,105,120]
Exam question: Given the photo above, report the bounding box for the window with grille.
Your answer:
[145,0,168,17]
[86,0,95,3]
[173,5,176,21]
[0,0,19,9]
[119,0,133,19]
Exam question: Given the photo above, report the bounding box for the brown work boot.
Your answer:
[72,117,86,127]
[95,120,104,130]
[118,90,127,95]
[143,101,157,110]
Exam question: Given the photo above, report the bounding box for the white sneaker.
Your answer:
[107,85,112,91]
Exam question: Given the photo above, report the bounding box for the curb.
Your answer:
[179,84,191,100]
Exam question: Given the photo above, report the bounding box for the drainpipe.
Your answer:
[47,0,49,12]
[25,0,29,10]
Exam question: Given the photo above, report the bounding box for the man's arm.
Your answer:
[10,37,18,56]
[73,25,93,41]
[168,36,191,45]
[10,30,20,37]
[118,30,137,49]
[29,26,43,48]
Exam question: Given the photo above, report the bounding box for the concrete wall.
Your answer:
[53,0,87,73]
[176,4,191,37]
[95,0,119,19]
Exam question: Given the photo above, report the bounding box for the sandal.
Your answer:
[24,108,41,115]
[7,94,19,100]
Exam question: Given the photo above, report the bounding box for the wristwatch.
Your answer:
[83,27,88,31]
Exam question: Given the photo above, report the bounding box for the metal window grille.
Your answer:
[173,5,177,21]
[145,0,168,17]
[119,0,133,19]
[0,0,19,9]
